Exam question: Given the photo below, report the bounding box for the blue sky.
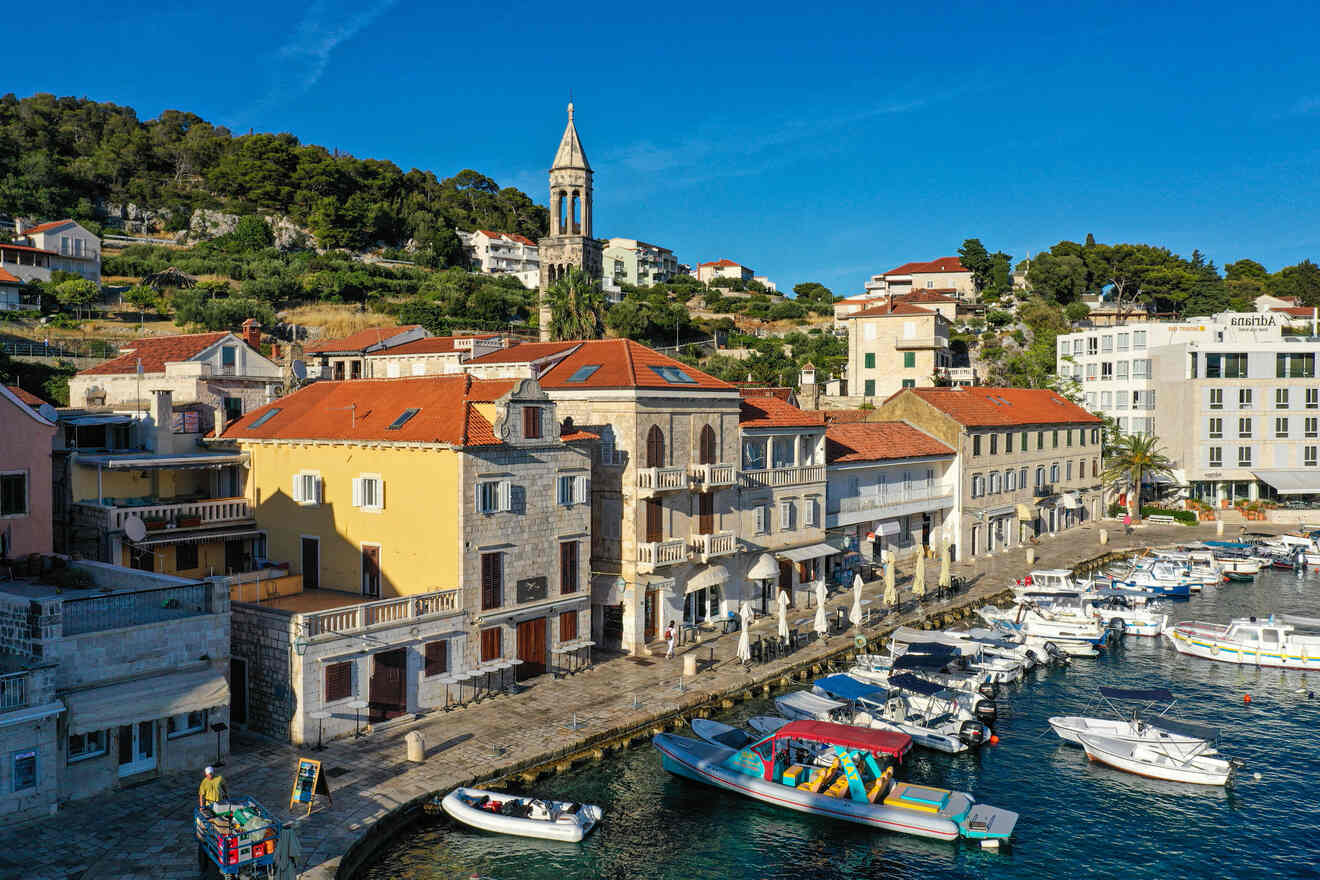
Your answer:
[10,0,1320,294]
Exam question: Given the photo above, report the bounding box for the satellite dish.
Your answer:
[124,515,147,543]
[37,403,59,422]
[292,360,307,381]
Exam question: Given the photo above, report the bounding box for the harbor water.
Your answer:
[362,568,1320,880]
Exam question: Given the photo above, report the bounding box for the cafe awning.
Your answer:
[65,668,229,734]
[1060,492,1083,510]
[1016,503,1035,522]
[777,542,837,562]
[747,553,779,579]
[77,451,246,470]
[1254,470,1320,495]
[686,564,729,592]
[133,525,265,547]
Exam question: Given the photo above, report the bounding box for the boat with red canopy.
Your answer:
[653,718,1018,845]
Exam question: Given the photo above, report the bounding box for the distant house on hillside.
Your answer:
[603,238,678,287]
[697,259,754,285]
[458,229,540,288]
[13,218,101,285]
[301,324,427,380]
[0,242,54,286]
[863,257,975,302]
[0,265,39,311]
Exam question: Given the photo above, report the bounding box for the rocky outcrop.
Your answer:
[183,209,317,251]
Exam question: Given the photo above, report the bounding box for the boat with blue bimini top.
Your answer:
[1166,614,1320,669]
[1049,686,1222,754]
[652,719,1019,847]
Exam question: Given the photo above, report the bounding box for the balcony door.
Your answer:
[301,537,320,590]
[645,499,663,543]
[361,544,381,597]
[698,494,714,535]
[117,721,156,777]
[646,426,665,468]
[368,649,407,723]
[699,425,717,465]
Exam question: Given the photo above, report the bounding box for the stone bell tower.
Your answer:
[537,103,603,340]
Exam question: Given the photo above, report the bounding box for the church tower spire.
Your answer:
[537,103,603,340]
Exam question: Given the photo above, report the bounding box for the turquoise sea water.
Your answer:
[362,569,1320,880]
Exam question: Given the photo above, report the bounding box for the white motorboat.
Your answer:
[440,787,603,842]
[1151,551,1224,587]
[893,626,1044,671]
[974,622,1097,658]
[852,650,1002,721]
[1058,590,1170,637]
[978,601,1112,651]
[1109,561,1197,597]
[889,630,1026,683]
[690,718,755,750]
[1165,614,1320,669]
[809,674,991,754]
[1259,535,1320,567]
[1048,686,1220,758]
[748,715,790,736]
[1077,734,1238,785]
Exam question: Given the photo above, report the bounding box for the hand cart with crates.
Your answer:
[195,795,279,878]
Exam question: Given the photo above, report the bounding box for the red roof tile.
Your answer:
[891,386,1101,427]
[897,290,959,304]
[0,242,56,255]
[6,385,48,409]
[739,396,825,428]
[221,375,517,445]
[826,421,953,463]
[507,234,537,247]
[467,341,581,365]
[699,259,744,268]
[847,301,940,319]
[374,334,498,357]
[883,257,966,276]
[560,427,600,442]
[537,339,735,391]
[77,332,231,376]
[1271,306,1316,318]
[17,219,74,236]
[0,267,20,284]
[303,325,421,355]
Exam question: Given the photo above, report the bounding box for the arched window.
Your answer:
[646,425,666,468]
[989,472,1001,494]
[1006,469,1016,492]
[699,425,717,465]
[1035,466,1045,488]
[1050,462,1060,483]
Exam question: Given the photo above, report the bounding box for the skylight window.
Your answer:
[247,408,281,429]
[386,408,421,430]
[565,364,601,383]
[648,365,697,384]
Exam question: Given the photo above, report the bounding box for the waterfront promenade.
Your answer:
[4,521,1282,880]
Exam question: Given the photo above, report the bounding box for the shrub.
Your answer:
[1138,506,1197,525]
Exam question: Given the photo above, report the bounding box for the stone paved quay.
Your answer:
[3,521,1285,880]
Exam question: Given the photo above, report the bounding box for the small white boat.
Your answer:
[1049,686,1220,758]
[1166,615,1320,669]
[1077,734,1238,785]
[690,718,755,750]
[807,674,991,755]
[888,630,1026,683]
[440,787,603,842]
[749,715,790,736]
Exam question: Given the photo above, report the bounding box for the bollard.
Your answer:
[1026,548,1035,566]
[683,653,698,677]
[1217,520,1224,536]
[1099,529,1108,545]
[405,731,425,763]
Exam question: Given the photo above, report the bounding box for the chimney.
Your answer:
[12,218,25,235]
[151,389,173,454]
[213,402,227,437]
[242,318,261,350]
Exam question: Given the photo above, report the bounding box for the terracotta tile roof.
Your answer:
[0,242,56,255]
[739,396,825,428]
[699,259,744,268]
[892,386,1102,427]
[537,339,735,391]
[372,334,497,357]
[847,301,940,319]
[77,332,231,376]
[507,234,537,247]
[303,325,420,355]
[6,385,48,409]
[0,267,20,284]
[1271,306,1315,318]
[884,257,966,275]
[826,421,954,463]
[467,341,581,365]
[560,427,600,442]
[806,409,872,424]
[222,375,517,445]
[897,290,959,304]
[17,219,74,236]
[739,386,793,402]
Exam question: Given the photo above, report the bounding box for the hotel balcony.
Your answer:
[739,464,825,489]
[300,589,463,638]
[78,496,253,534]
[689,463,736,491]
[895,335,949,351]
[826,484,955,528]
[692,531,737,562]
[637,466,689,496]
[637,538,689,573]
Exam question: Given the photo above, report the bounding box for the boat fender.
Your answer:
[855,635,867,650]
[1210,644,1219,656]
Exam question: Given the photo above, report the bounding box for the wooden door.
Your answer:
[224,539,245,574]
[644,591,659,642]
[368,649,407,723]
[645,499,663,543]
[778,560,793,602]
[646,425,665,468]
[301,537,319,590]
[516,618,547,680]
[698,493,714,535]
[361,545,381,597]
[699,425,717,465]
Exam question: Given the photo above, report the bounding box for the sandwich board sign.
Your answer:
[290,757,332,814]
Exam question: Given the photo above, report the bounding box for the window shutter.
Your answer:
[352,477,363,508]
[293,474,304,503]
[376,479,385,511]
[314,476,323,504]
[575,476,589,504]
[474,483,483,512]
[498,480,512,512]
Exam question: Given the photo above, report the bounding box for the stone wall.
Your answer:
[231,602,295,741]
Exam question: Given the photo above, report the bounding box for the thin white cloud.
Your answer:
[1292,96,1320,116]
[256,0,399,111]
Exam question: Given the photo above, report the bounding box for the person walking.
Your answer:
[664,620,676,659]
[1123,513,1132,535]
[198,765,227,808]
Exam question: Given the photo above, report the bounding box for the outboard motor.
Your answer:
[1108,618,1127,642]
[1024,648,1041,668]
[1043,641,1063,664]
[978,679,1001,701]
[958,720,987,746]
[973,695,998,724]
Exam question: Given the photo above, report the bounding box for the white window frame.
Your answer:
[557,474,589,506]
[1238,446,1252,467]
[1209,418,1223,439]
[1209,446,1223,468]
[1238,417,1252,439]
[476,479,511,514]
[292,470,322,507]
[1275,417,1289,439]
[779,499,797,531]
[0,470,28,518]
[1276,388,1290,409]
[1307,417,1319,439]
[804,497,819,528]
[67,729,108,763]
[352,473,384,512]
[166,710,207,739]
[753,504,770,535]
[1306,446,1318,468]
[1308,388,1319,410]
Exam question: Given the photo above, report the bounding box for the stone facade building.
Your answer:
[845,300,953,400]
[537,104,602,339]
[872,386,1103,560]
[302,325,426,381]
[603,238,679,287]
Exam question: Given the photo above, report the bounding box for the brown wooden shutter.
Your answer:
[481,552,502,610]
[325,661,351,702]
[699,425,717,465]
[424,641,448,677]
[480,627,502,662]
[560,610,578,641]
[645,499,663,543]
[646,425,665,468]
[523,406,542,439]
[560,541,578,593]
[698,493,714,535]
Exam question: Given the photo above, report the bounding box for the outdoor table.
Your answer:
[437,674,457,711]
[550,645,570,678]
[579,639,595,669]
[476,663,499,701]
[452,670,474,706]
[562,639,583,674]
[680,623,699,646]
[309,710,331,750]
[347,699,368,738]
[494,659,514,693]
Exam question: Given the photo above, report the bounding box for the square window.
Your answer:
[523,406,543,440]
[167,710,207,739]
[353,475,383,511]
[293,471,321,506]
[175,543,199,571]
[424,641,449,677]
[67,730,107,762]
[863,379,875,397]
[903,352,916,369]
[325,661,352,703]
[864,353,875,369]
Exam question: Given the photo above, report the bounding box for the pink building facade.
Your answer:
[1,386,55,556]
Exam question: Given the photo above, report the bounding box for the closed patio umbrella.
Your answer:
[814,580,829,638]
[777,588,790,641]
[883,552,898,608]
[849,573,864,626]
[737,601,753,664]
[938,540,951,590]
[913,549,927,600]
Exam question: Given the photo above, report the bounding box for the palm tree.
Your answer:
[1102,433,1175,521]
[545,267,606,340]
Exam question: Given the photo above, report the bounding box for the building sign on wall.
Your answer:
[516,576,547,605]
